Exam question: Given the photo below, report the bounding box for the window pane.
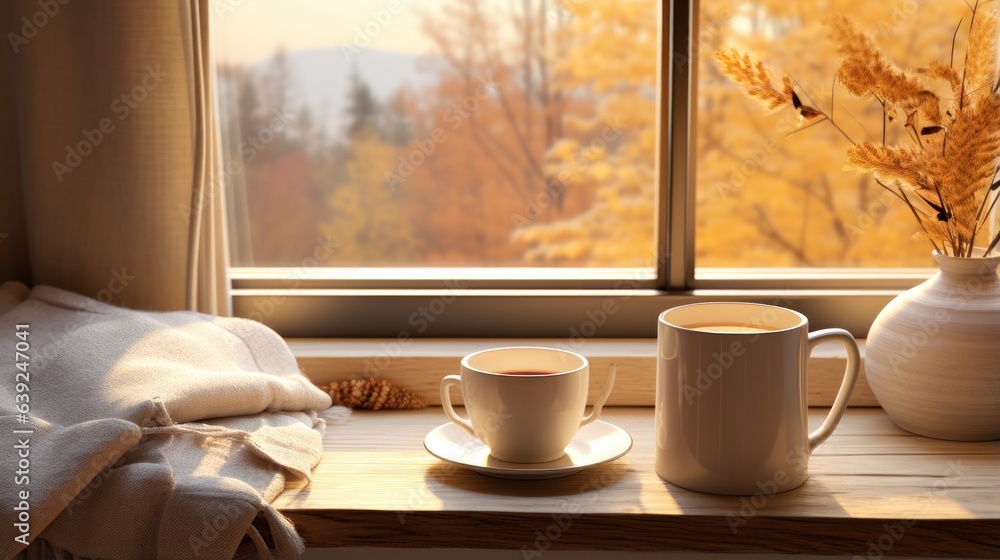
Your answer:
[696,1,970,268]
[215,0,659,268]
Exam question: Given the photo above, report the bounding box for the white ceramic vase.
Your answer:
[865,248,1000,441]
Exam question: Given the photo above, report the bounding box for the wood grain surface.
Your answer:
[274,407,1000,556]
[288,338,880,407]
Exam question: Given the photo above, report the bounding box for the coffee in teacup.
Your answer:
[440,347,616,463]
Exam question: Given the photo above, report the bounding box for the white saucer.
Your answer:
[423,420,633,480]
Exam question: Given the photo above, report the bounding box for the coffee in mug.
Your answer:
[655,302,860,494]
[440,347,616,463]
[686,323,779,333]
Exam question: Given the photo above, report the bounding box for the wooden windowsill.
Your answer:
[274,407,1000,556]
[287,338,878,407]
[280,339,999,555]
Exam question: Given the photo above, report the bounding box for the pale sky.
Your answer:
[214,0,449,65]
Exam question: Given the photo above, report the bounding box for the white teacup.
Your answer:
[655,302,860,495]
[440,347,616,463]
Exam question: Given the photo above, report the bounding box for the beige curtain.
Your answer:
[0,0,229,315]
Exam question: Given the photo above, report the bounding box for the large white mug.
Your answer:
[655,302,860,495]
[440,346,616,463]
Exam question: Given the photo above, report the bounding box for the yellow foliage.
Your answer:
[293,0,995,268]
[723,4,1000,258]
[518,0,986,267]
[320,128,415,265]
[697,0,975,266]
[515,0,658,266]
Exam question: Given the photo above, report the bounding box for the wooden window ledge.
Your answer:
[274,407,1000,556]
[276,339,999,556]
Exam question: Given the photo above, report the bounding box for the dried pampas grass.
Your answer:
[826,14,925,115]
[714,48,794,111]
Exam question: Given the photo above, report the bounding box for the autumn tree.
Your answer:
[319,75,416,265]
[513,0,658,266]
[419,0,574,201]
[391,0,612,264]
[394,75,551,264]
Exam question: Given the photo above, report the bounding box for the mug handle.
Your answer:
[440,374,477,438]
[806,329,860,451]
[580,363,617,427]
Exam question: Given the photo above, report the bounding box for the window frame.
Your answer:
[228,0,926,339]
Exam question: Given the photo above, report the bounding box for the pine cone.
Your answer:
[321,377,428,410]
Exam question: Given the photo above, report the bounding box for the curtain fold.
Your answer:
[0,0,229,315]
[189,0,231,314]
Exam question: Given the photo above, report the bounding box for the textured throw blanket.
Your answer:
[0,282,332,559]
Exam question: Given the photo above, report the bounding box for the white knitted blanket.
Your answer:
[0,282,332,559]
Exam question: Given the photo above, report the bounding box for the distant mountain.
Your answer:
[250,47,439,141]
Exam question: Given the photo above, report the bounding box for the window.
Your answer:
[216,0,658,271]
[215,1,957,338]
